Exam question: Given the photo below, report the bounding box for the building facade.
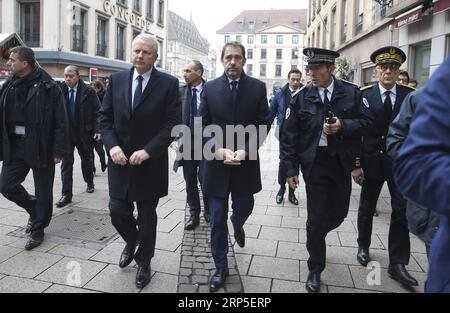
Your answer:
[307,0,450,87]
[217,10,307,96]
[166,11,216,82]
[0,0,168,81]
[307,0,400,86]
[387,0,450,86]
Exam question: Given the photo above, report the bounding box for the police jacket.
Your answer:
[360,83,414,180]
[281,77,372,181]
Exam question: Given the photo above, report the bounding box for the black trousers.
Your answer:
[182,159,208,217]
[61,140,94,197]
[305,149,351,273]
[92,140,106,170]
[0,137,55,237]
[109,197,159,266]
[357,176,410,265]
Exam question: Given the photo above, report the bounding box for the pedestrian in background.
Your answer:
[92,80,107,174]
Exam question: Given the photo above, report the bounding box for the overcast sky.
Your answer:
[168,0,308,46]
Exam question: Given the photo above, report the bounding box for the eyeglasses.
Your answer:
[378,64,400,71]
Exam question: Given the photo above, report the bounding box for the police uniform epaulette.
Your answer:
[360,84,374,91]
[340,79,358,87]
[401,84,416,91]
[292,85,307,97]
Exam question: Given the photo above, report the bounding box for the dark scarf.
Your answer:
[10,67,42,111]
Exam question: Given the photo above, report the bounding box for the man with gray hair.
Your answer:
[56,65,101,208]
[99,34,181,289]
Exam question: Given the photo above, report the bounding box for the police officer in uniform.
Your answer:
[281,48,372,293]
[355,47,418,287]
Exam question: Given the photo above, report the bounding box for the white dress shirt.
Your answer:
[378,83,397,110]
[317,78,335,147]
[131,68,152,105]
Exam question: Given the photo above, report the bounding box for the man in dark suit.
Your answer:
[172,60,210,231]
[56,66,100,208]
[281,48,372,293]
[99,34,181,289]
[355,46,418,287]
[269,69,302,205]
[200,41,270,292]
[0,46,67,250]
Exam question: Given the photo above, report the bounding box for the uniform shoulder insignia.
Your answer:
[403,84,416,91]
[340,79,358,87]
[360,85,374,91]
[292,85,306,98]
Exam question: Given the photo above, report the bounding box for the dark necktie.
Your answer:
[69,88,75,122]
[190,87,198,128]
[133,75,143,110]
[324,89,337,156]
[231,81,238,105]
[384,90,393,116]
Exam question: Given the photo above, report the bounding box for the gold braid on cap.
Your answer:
[375,53,402,64]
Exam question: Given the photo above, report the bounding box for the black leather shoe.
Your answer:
[388,264,419,287]
[357,248,370,266]
[136,265,151,288]
[276,189,285,204]
[86,185,95,193]
[234,228,245,248]
[101,162,107,172]
[25,236,44,251]
[185,216,200,230]
[288,193,299,205]
[119,242,137,268]
[209,267,229,292]
[56,195,72,208]
[373,210,379,217]
[25,218,34,234]
[305,272,321,293]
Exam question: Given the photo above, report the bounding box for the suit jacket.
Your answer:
[360,83,414,180]
[173,79,205,172]
[61,80,100,150]
[281,78,372,182]
[200,72,270,198]
[99,67,181,201]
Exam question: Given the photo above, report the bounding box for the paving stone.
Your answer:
[0,211,29,228]
[141,272,178,293]
[235,253,252,276]
[156,207,175,219]
[265,206,299,217]
[7,237,59,253]
[235,238,278,257]
[0,224,18,236]
[48,245,99,260]
[157,218,181,233]
[338,232,385,249]
[192,275,209,285]
[276,242,309,261]
[0,245,22,263]
[259,226,299,243]
[155,232,182,252]
[161,199,187,210]
[248,256,299,281]
[152,249,181,275]
[281,217,307,229]
[84,264,141,293]
[297,229,340,246]
[178,284,198,293]
[44,284,100,293]
[90,242,127,265]
[271,279,328,293]
[328,286,381,293]
[300,261,354,287]
[412,252,429,273]
[0,251,63,278]
[246,214,282,227]
[241,276,271,293]
[36,257,107,287]
[334,221,357,233]
[225,283,243,293]
[0,276,51,293]
[378,234,427,254]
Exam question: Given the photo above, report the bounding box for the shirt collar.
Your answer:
[191,82,203,93]
[69,83,78,92]
[378,83,397,96]
[318,77,335,95]
[133,68,152,82]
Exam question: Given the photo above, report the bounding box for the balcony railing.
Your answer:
[72,38,85,53]
[355,21,363,35]
[96,43,107,57]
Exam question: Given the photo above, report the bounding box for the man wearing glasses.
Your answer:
[356,47,417,288]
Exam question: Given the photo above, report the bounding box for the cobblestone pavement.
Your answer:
[0,132,428,293]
